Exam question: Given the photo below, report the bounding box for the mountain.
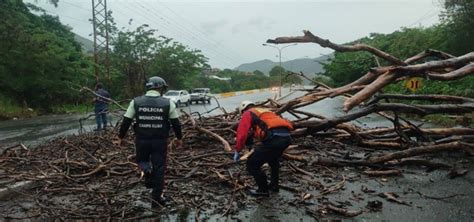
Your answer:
[73,34,94,54]
[235,54,331,80]
[235,59,276,74]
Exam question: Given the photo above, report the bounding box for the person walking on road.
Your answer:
[93,83,110,131]
[114,76,183,208]
[233,100,293,197]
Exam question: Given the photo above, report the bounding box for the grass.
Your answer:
[421,113,474,128]
[51,102,129,115]
[0,94,34,119]
[0,94,95,119]
[51,103,93,114]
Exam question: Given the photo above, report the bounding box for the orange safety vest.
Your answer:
[248,108,293,140]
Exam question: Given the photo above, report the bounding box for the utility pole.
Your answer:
[91,0,110,83]
[262,43,297,97]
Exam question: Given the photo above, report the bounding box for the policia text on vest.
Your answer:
[115,88,183,208]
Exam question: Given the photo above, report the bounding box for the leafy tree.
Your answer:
[0,0,91,111]
[269,66,302,86]
[269,66,285,86]
[195,77,232,93]
[441,0,474,55]
[322,52,374,87]
[322,25,472,97]
[253,70,265,76]
[150,38,208,90]
[312,75,335,87]
[110,24,208,97]
[110,25,160,97]
[192,69,270,93]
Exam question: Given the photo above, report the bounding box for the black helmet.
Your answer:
[145,76,168,89]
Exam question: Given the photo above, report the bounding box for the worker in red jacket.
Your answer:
[234,100,293,197]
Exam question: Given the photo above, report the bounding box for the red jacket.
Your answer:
[235,110,253,152]
[235,108,293,152]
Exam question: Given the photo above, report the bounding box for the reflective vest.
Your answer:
[248,108,293,140]
[133,95,171,139]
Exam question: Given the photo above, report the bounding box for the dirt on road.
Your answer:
[1,129,472,221]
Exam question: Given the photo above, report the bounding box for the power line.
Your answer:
[152,1,247,62]
[130,2,240,67]
[407,9,440,27]
[42,9,90,24]
[134,2,243,67]
[111,2,237,67]
[39,0,243,67]
[61,1,90,12]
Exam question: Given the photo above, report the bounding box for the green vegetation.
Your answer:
[0,1,271,119]
[50,104,92,114]
[0,93,26,119]
[1,0,472,120]
[313,1,474,126]
[422,113,474,128]
[269,66,303,86]
[442,0,474,55]
[319,1,474,98]
[108,24,273,95]
[107,23,209,98]
[191,69,271,93]
[0,0,93,117]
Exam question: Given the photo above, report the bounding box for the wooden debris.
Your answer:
[327,204,363,217]
[363,169,402,177]
[1,32,472,220]
[378,192,411,206]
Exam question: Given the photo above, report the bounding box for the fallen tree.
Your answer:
[269,30,474,112]
[0,31,472,220]
[265,30,473,152]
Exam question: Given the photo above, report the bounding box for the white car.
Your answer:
[190,88,211,104]
[163,90,190,106]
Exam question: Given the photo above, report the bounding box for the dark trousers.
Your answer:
[94,108,107,130]
[135,138,168,199]
[247,136,291,191]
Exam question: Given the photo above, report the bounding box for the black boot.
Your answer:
[269,161,280,193]
[268,183,279,193]
[144,170,153,189]
[248,188,270,197]
[151,195,168,208]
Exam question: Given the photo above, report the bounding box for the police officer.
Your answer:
[234,100,293,197]
[115,76,183,207]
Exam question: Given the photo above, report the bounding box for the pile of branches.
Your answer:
[1,108,471,220]
[1,114,374,220]
[1,31,473,220]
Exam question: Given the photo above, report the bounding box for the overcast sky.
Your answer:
[26,0,443,69]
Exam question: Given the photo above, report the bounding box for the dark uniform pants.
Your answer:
[135,138,167,199]
[247,135,291,191]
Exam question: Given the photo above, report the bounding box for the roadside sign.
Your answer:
[405,77,423,92]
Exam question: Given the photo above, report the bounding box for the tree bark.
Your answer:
[365,142,473,164]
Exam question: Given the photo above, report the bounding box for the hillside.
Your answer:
[73,34,94,54]
[235,54,331,79]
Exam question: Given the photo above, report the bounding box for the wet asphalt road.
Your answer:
[0,87,472,221]
[0,87,395,149]
[0,88,289,148]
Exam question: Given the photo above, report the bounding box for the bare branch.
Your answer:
[428,62,474,80]
[405,49,455,64]
[374,94,474,104]
[267,30,406,65]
